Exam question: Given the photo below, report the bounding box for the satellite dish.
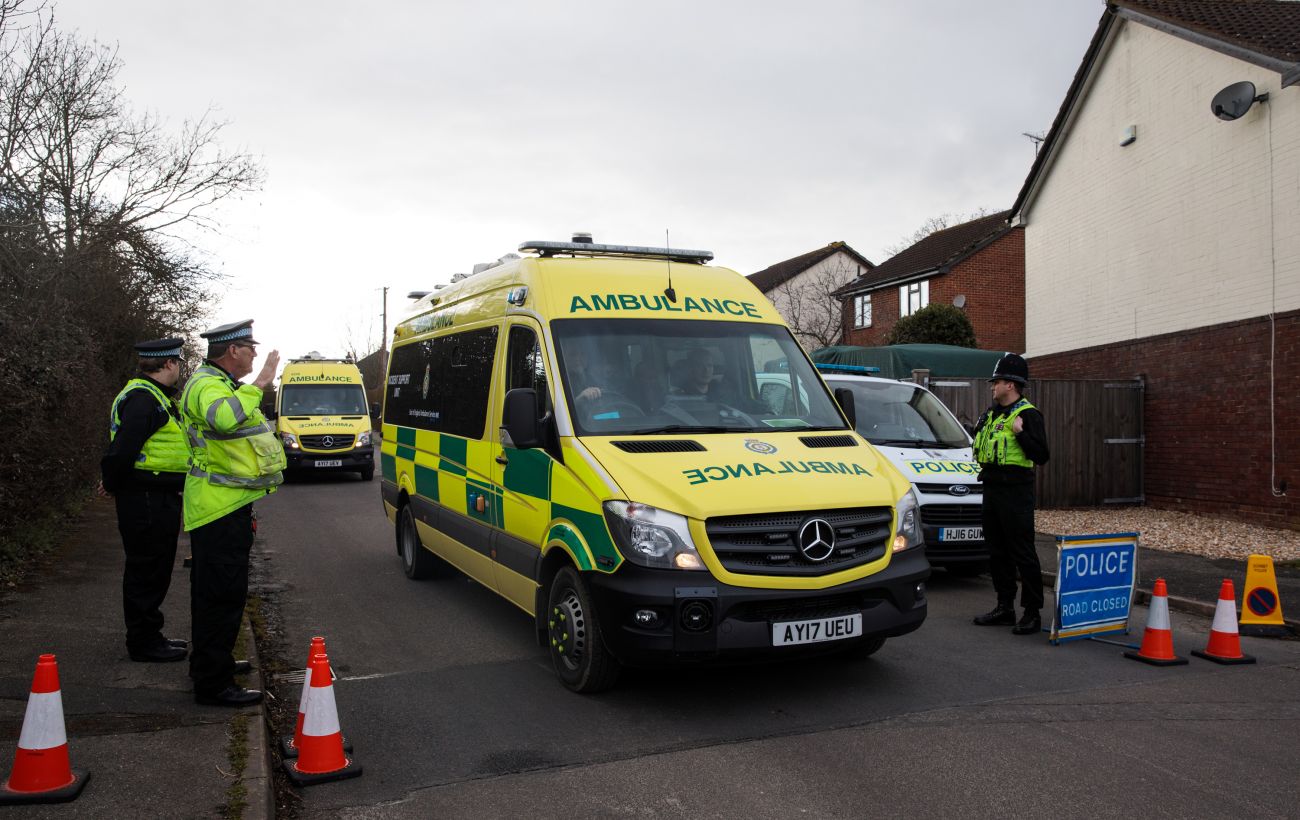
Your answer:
[953,294,966,308]
[1211,81,1267,121]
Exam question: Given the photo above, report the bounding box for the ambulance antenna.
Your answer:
[663,229,677,303]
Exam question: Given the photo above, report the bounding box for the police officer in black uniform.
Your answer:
[971,353,1050,635]
[101,338,191,662]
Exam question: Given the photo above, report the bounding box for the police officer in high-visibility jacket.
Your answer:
[181,319,283,706]
[101,338,191,663]
[971,353,1050,636]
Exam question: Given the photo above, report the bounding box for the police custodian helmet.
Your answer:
[989,352,1029,385]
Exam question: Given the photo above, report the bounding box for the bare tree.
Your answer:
[0,0,263,578]
[882,208,995,258]
[767,257,862,352]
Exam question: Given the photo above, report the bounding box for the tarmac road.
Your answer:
[253,477,1300,819]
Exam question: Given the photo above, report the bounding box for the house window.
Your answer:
[853,294,872,328]
[899,280,929,317]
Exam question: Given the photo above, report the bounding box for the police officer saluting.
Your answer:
[972,353,1050,635]
[102,338,191,662]
[181,320,284,706]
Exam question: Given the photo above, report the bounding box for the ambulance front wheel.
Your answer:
[546,566,620,694]
[360,464,374,482]
[398,505,439,580]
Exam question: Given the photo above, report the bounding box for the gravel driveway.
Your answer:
[1036,507,1300,562]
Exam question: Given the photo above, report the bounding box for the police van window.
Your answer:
[552,318,846,436]
[827,379,968,448]
[384,326,498,439]
[505,326,551,416]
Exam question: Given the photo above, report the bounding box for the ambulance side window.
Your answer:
[505,326,551,417]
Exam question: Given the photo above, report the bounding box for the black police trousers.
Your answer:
[114,489,181,651]
[189,503,253,696]
[982,482,1043,612]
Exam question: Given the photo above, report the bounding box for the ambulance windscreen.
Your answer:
[280,385,368,416]
[552,319,847,436]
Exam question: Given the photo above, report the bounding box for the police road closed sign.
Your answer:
[1052,533,1138,644]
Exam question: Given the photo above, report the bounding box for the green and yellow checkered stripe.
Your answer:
[382,424,622,575]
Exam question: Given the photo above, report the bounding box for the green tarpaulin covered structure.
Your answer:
[811,344,1007,379]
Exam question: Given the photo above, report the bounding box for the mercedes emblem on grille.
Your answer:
[797,518,836,562]
[322,435,335,448]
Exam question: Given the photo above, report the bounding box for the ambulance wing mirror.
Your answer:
[834,387,856,430]
[369,401,381,419]
[263,403,277,421]
[502,388,543,449]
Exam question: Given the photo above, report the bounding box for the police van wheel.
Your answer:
[945,562,988,578]
[398,505,438,580]
[844,636,886,659]
[546,566,620,693]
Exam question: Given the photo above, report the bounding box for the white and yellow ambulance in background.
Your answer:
[274,353,375,481]
[381,236,931,693]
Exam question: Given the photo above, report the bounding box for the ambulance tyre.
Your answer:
[843,636,886,659]
[546,566,620,693]
[398,505,438,580]
[360,465,374,482]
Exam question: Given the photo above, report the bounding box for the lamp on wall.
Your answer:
[1211,81,1269,121]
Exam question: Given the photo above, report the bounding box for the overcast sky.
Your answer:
[53,0,1102,361]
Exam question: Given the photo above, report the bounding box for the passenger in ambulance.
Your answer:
[670,354,715,397]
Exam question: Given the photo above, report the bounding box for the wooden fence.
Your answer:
[922,375,1144,509]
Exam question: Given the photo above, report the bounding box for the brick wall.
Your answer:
[1030,309,1300,530]
[841,227,1025,352]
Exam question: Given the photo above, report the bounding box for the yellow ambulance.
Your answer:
[274,354,375,481]
[381,237,929,692]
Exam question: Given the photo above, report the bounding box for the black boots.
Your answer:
[1012,611,1041,635]
[973,605,1016,626]
[973,605,1040,634]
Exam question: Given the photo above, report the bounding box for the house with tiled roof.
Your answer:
[747,241,874,351]
[832,211,1024,352]
[1012,0,1299,528]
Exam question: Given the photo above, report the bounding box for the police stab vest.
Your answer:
[974,398,1036,469]
[181,365,285,490]
[109,378,190,474]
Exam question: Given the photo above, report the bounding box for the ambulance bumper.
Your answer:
[285,446,374,471]
[587,547,929,667]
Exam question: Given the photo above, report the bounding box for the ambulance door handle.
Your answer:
[495,454,509,466]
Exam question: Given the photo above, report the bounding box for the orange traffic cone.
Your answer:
[1124,578,1189,666]
[0,655,90,805]
[1192,579,1256,665]
[281,637,352,758]
[282,653,362,786]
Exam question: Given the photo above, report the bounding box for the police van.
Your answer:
[815,365,987,574]
[274,354,375,481]
[380,236,930,692]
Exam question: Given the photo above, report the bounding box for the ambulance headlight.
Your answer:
[356,431,370,447]
[281,433,299,449]
[603,501,705,571]
[892,489,922,552]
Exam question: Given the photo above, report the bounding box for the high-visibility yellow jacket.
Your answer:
[109,378,190,474]
[180,363,285,530]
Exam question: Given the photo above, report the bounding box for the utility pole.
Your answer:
[380,286,389,352]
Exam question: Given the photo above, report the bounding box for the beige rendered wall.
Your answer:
[1022,20,1299,356]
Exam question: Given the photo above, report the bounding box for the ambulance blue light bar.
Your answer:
[815,363,881,374]
[518,240,713,264]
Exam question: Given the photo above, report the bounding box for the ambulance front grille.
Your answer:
[705,506,892,576]
[920,504,983,526]
[300,434,355,451]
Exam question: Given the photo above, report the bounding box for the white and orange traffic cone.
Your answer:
[1192,579,1257,665]
[282,653,362,786]
[1123,578,1189,666]
[0,655,89,805]
[281,637,352,758]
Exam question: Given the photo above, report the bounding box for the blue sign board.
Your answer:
[1052,533,1138,644]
